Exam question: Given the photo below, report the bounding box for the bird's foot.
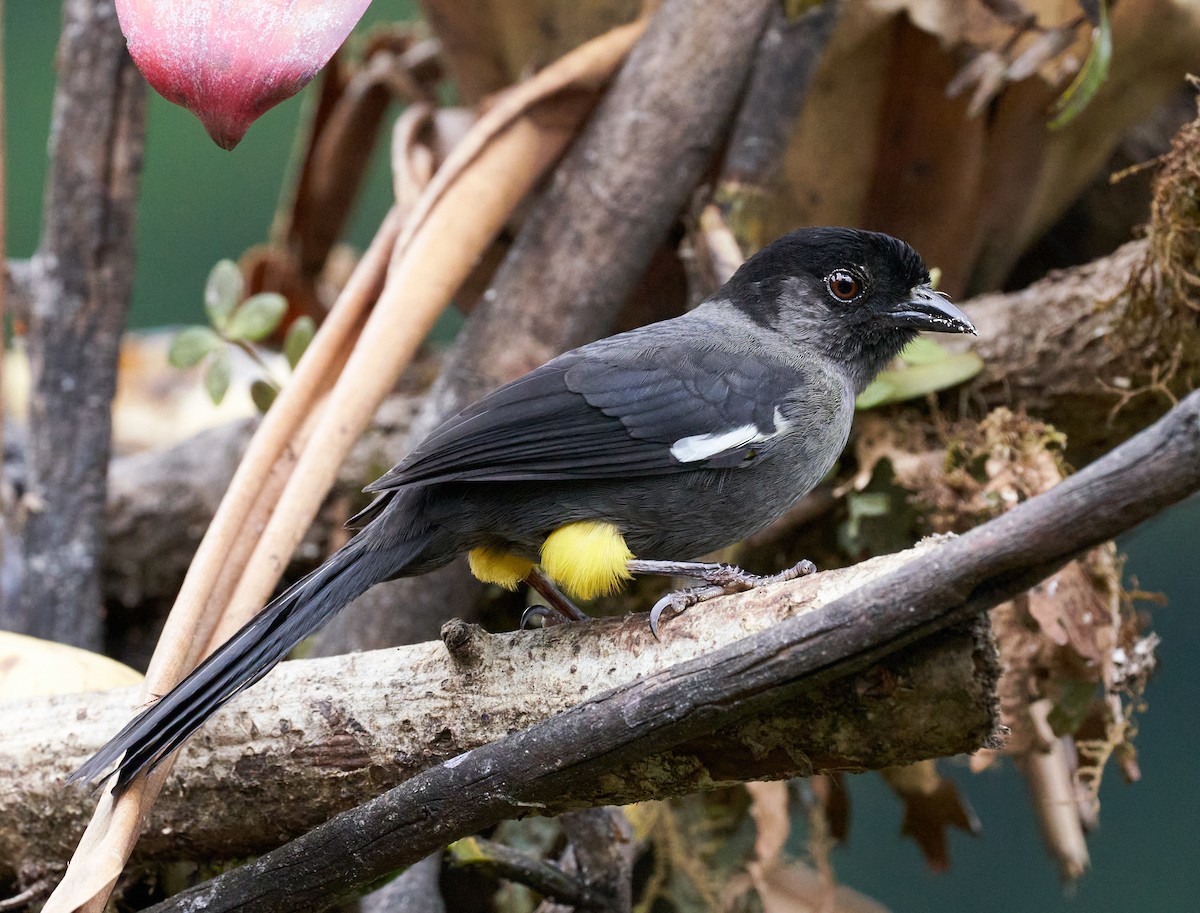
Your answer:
[522,568,589,626]
[520,604,575,629]
[629,558,817,638]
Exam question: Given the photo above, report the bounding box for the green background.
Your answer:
[6,4,1198,911]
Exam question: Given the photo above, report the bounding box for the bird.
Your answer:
[72,227,975,791]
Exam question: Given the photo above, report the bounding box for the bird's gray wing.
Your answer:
[364,344,804,493]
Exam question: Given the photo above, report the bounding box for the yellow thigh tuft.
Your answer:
[468,547,534,590]
[540,520,634,602]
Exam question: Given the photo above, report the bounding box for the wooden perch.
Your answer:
[1,546,995,874]
[958,235,1197,462]
[121,388,1200,913]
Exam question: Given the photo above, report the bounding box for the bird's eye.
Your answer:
[825,269,863,302]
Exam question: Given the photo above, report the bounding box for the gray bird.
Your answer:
[73,227,975,790]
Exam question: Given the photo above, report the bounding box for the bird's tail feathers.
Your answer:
[71,532,417,791]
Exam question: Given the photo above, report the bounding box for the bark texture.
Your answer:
[3,0,146,648]
[2,547,996,874]
[956,238,1198,461]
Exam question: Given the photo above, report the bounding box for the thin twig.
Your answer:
[450,837,605,910]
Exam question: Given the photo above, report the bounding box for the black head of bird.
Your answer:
[720,226,975,391]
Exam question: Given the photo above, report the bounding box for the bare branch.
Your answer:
[3,0,146,648]
[448,836,604,910]
[2,548,994,874]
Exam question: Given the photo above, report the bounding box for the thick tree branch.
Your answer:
[94,391,1200,912]
[955,237,1196,461]
[716,0,839,253]
[3,0,146,648]
[2,548,994,874]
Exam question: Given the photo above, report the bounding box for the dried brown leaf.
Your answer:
[754,862,892,913]
[881,761,980,871]
[747,781,791,871]
[1020,699,1090,881]
[0,632,141,701]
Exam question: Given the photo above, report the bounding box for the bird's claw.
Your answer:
[520,604,573,629]
[648,593,680,640]
[648,585,723,640]
[646,558,818,639]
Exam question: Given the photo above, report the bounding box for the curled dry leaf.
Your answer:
[1020,699,1091,880]
[747,781,791,872]
[391,102,441,213]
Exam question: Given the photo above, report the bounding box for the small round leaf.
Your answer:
[250,378,279,414]
[226,293,287,342]
[283,315,316,369]
[205,347,232,404]
[168,326,221,369]
[205,260,244,330]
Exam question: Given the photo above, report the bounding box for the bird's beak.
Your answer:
[891,284,976,335]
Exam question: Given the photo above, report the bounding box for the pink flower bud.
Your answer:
[116,0,372,149]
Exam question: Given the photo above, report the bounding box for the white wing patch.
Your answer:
[670,407,790,463]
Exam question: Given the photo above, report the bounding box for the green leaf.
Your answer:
[854,377,897,410]
[283,315,316,369]
[857,352,984,410]
[1048,0,1111,131]
[204,347,232,404]
[897,336,949,366]
[204,260,244,331]
[250,378,278,414]
[168,326,222,369]
[1047,678,1098,736]
[447,837,489,865]
[225,293,287,342]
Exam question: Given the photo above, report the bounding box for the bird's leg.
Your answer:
[520,568,590,628]
[626,558,817,638]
